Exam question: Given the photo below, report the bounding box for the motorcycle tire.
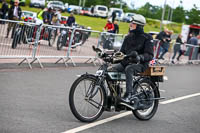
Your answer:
[57,35,63,50]
[69,75,106,122]
[48,30,56,47]
[132,78,159,121]
[11,32,20,49]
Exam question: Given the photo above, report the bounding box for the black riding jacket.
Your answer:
[120,27,154,64]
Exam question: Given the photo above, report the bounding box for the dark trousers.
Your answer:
[159,42,169,58]
[113,63,146,94]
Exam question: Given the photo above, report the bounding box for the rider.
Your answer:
[113,14,154,106]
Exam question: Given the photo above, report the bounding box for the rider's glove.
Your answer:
[132,54,144,63]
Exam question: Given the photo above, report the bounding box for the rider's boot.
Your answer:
[120,93,139,110]
[121,92,132,103]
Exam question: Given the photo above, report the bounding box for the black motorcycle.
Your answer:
[69,46,165,122]
[57,25,91,50]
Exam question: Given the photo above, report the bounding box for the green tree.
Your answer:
[172,6,185,23]
[185,4,200,24]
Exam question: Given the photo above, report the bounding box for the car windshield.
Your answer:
[98,7,106,11]
[127,14,134,17]
[114,10,122,16]
[52,2,63,5]
[23,12,34,17]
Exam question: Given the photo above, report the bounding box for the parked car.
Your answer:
[47,1,65,12]
[108,8,124,21]
[64,3,69,12]
[30,0,45,8]
[21,11,37,22]
[122,13,136,22]
[93,5,108,18]
[81,7,92,16]
[10,0,26,6]
[68,5,81,13]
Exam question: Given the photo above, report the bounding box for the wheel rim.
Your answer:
[136,83,155,116]
[49,32,56,45]
[73,78,104,119]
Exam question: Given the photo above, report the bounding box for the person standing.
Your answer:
[111,11,116,23]
[104,19,114,33]
[0,0,9,22]
[158,29,172,60]
[67,13,75,27]
[6,0,22,38]
[188,34,199,60]
[171,34,184,63]
[113,21,119,34]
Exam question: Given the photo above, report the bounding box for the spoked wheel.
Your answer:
[57,35,64,50]
[11,32,20,49]
[132,79,159,120]
[69,75,105,122]
[48,30,56,47]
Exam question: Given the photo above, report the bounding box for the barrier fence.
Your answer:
[153,40,200,64]
[0,19,199,68]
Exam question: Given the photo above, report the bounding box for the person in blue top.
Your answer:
[67,13,75,27]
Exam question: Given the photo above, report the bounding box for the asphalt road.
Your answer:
[0,65,200,133]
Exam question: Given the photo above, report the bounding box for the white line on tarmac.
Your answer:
[160,93,200,104]
[62,92,200,133]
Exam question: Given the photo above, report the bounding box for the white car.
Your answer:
[30,0,45,8]
[47,1,65,12]
[68,5,82,13]
[21,11,37,22]
[122,13,136,22]
[93,5,108,18]
[108,8,124,21]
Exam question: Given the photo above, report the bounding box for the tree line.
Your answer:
[62,0,200,25]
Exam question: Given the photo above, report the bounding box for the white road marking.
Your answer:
[160,93,200,104]
[159,89,166,92]
[62,92,200,133]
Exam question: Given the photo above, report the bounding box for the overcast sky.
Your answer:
[124,0,200,10]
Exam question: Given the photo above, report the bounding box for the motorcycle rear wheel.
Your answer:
[132,79,159,120]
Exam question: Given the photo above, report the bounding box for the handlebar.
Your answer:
[92,46,125,63]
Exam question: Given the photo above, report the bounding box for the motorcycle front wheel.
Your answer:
[48,30,56,47]
[69,75,106,122]
[57,35,64,50]
[11,32,20,49]
[132,79,159,120]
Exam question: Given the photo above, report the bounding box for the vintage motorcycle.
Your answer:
[56,25,91,50]
[69,46,165,122]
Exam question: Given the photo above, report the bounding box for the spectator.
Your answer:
[188,34,198,46]
[111,11,116,23]
[171,34,185,64]
[104,19,114,33]
[113,21,119,34]
[197,35,200,60]
[52,9,62,26]
[43,6,54,25]
[187,34,199,60]
[6,0,22,38]
[67,13,75,27]
[37,8,46,21]
[0,0,9,22]
[157,29,172,60]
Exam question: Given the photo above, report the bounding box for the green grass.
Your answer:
[3,5,183,34]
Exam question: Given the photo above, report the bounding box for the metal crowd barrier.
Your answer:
[153,39,200,64]
[0,19,199,68]
[0,19,41,68]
